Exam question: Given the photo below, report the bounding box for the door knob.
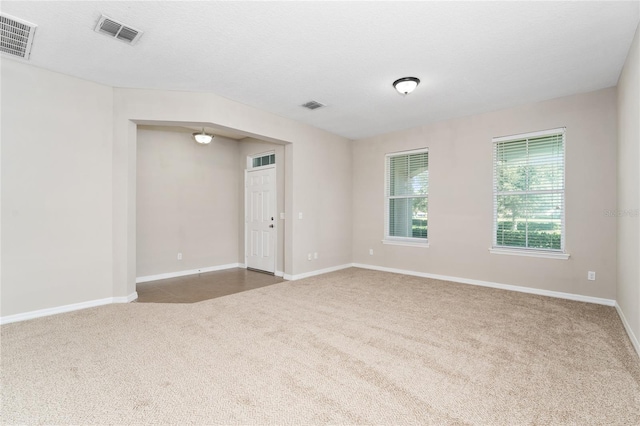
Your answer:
[269,224,274,228]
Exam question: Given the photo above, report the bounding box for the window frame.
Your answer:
[490,128,569,260]
[247,151,276,170]
[383,148,430,248]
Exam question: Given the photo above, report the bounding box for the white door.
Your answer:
[246,167,276,273]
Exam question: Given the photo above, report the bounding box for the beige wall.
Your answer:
[617,25,640,342]
[113,88,352,298]
[1,59,114,316]
[1,51,626,319]
[1,61,352,318]
[238,139,286,273]
[352,88,618,300]
[295,134,353,273]
[136,126,240,277]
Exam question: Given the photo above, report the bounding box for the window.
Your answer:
[384,149,429,246]
[251,153,275,168]
[492,128,567,258]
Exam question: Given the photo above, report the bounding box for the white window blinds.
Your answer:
[385,149,428,242]
[493,128,565,252]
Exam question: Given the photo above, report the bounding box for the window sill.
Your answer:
[489,247,570,260]
[382,239,429,248]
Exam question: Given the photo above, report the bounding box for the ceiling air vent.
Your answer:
[0,13,37,60]
[301,100,326,110]
[94,14,143,45]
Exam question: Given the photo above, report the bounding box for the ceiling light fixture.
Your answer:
[192,128,214,144]
[393,77,420,95]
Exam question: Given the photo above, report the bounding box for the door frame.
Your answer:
[244,153,277,274]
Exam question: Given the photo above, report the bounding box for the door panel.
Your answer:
[246,167,276,273]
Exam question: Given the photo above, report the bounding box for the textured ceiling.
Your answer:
[2,1,639,140]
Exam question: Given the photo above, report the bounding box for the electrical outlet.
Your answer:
[177,252,182,260]
[314,252,318,259]
[587,271,596,281]
[298,212,303,219]
[369,249,374,255]
[307,253,312,261]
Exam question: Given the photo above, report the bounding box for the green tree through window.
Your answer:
[494,130,565,251]
[386,149,428,241]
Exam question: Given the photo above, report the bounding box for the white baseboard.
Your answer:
[0,292,138,325]
[283,263,353,281]
[136,263,242,283]
[121,291,139,303]
[615,302,640,357]
[352,263,616,307]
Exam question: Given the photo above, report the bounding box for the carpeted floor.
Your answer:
[1,268,639,425]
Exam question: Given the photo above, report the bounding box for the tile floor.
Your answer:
[136,268,284,303]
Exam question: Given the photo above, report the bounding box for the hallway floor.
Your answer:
[136,268,284,303]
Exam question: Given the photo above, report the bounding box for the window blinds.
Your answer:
[386,150,429,240]
[493,129,565,251]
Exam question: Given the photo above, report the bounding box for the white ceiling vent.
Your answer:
[301,100,326,110]
[94,15,143,45]
[0,13,37,60]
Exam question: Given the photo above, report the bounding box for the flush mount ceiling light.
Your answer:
[393,77,420,95]
[192,128,214,144]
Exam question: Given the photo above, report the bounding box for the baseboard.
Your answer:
[283,264,353,281]
[615,302,640,357]
[352,263,616,307]
[0,292,138,325]
[120,291,139,303]
[136,263,242,283]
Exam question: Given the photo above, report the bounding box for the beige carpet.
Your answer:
[1,268,639,425]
